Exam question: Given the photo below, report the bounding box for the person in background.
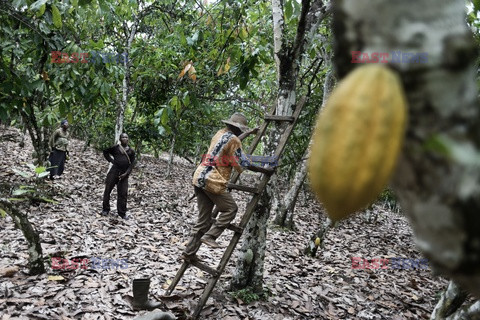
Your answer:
[48,119,70,180]
[101,133,135,220]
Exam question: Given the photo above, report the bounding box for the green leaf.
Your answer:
[292,0,300,17]
[37,3,46,17]
[474,0,480,12]
[30,0,47,12]
[12,0,27,10]
[157,126,166,136]
[35,166,47,174]
[12,189,34,196]
[426,134,480,166]
[8,198,28,202]
[0,208,6,218]
[170,96,181,115]
[285,0,293,20]
[12,168,32,178]
[161,107,169,126]
[37,197,58,204]
[0,106,8,122]
[38,22,51,34]
[38,172,50,178]
[78,0,93,6]
[51,4,62,29]
[29,79,43,91]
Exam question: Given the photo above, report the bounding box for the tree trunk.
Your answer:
[273,149,308,227]
[332,0,480,297]
[431,281,468,319]
[0,199,45,275]
[231,0,329,292]
[273,68,334,227]
[20,102,48,166]
[115,21,137,143]
[166,132,176,178]
[230,190,270,292]
[304,218,332,257]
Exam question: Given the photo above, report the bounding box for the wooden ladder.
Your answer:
[166,98,306,319]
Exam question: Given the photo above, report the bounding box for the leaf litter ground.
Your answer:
[0,127,448,319]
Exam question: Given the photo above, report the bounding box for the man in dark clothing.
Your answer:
[48,120,69,180]
[102,133,135,220]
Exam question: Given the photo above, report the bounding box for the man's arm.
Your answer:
[103,146,115,163]
[125,151,135,175]
[49,129,59,150]
[246,164,275,175]
[238,127,259,141]
[120,150,135,180]
[233,148,276,175]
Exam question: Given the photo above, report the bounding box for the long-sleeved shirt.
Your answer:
[49,128,69,151]
[103,144,135,175]
[192,128,252,194]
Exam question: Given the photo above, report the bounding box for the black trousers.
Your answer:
[48,149,66,178]
[102,167,128,216]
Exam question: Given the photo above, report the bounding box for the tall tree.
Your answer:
[231,0,330,291]
[274,65,334,228]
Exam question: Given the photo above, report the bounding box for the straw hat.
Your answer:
[221,113,250,133]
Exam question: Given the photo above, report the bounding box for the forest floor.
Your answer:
[0,127,449,320]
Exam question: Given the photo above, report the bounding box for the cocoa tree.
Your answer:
[231,0,330,292]
[274,65,335,229]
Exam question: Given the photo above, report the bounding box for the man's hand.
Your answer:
[263,167,275,176]
[250,127,260,135]
[247,165,275,176]
[119,173,128,180]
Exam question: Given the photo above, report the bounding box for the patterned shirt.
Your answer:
[49,128,69,151]
[192,128,252,194]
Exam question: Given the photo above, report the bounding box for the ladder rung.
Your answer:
[227,183,258,194]
[191,260,219,277]
[227,223,243,234]
[264,115,295,122]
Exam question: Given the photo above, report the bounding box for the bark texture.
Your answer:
[0,199,45,275]
[431,281,468,319]
[230,191,270,292]
[332,0,480,297]
[115,20,137,144]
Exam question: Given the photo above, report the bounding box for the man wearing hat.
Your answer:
[48,119,70,180]
[183,113,275,259]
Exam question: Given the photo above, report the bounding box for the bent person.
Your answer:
[183,113,275,260]
[48,120,70,180]
[102,133,135,220]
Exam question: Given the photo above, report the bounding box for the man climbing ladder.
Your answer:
[183,113,275,260]
[168,100,304,319]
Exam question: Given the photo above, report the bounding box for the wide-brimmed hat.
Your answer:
[221,113,250,133]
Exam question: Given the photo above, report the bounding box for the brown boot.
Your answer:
[130,278,163,311]
[200,235,221,248]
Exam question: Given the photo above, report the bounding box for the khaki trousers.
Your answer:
[184,186,238,255]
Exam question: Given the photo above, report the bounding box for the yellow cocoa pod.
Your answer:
[308,64,407,221]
